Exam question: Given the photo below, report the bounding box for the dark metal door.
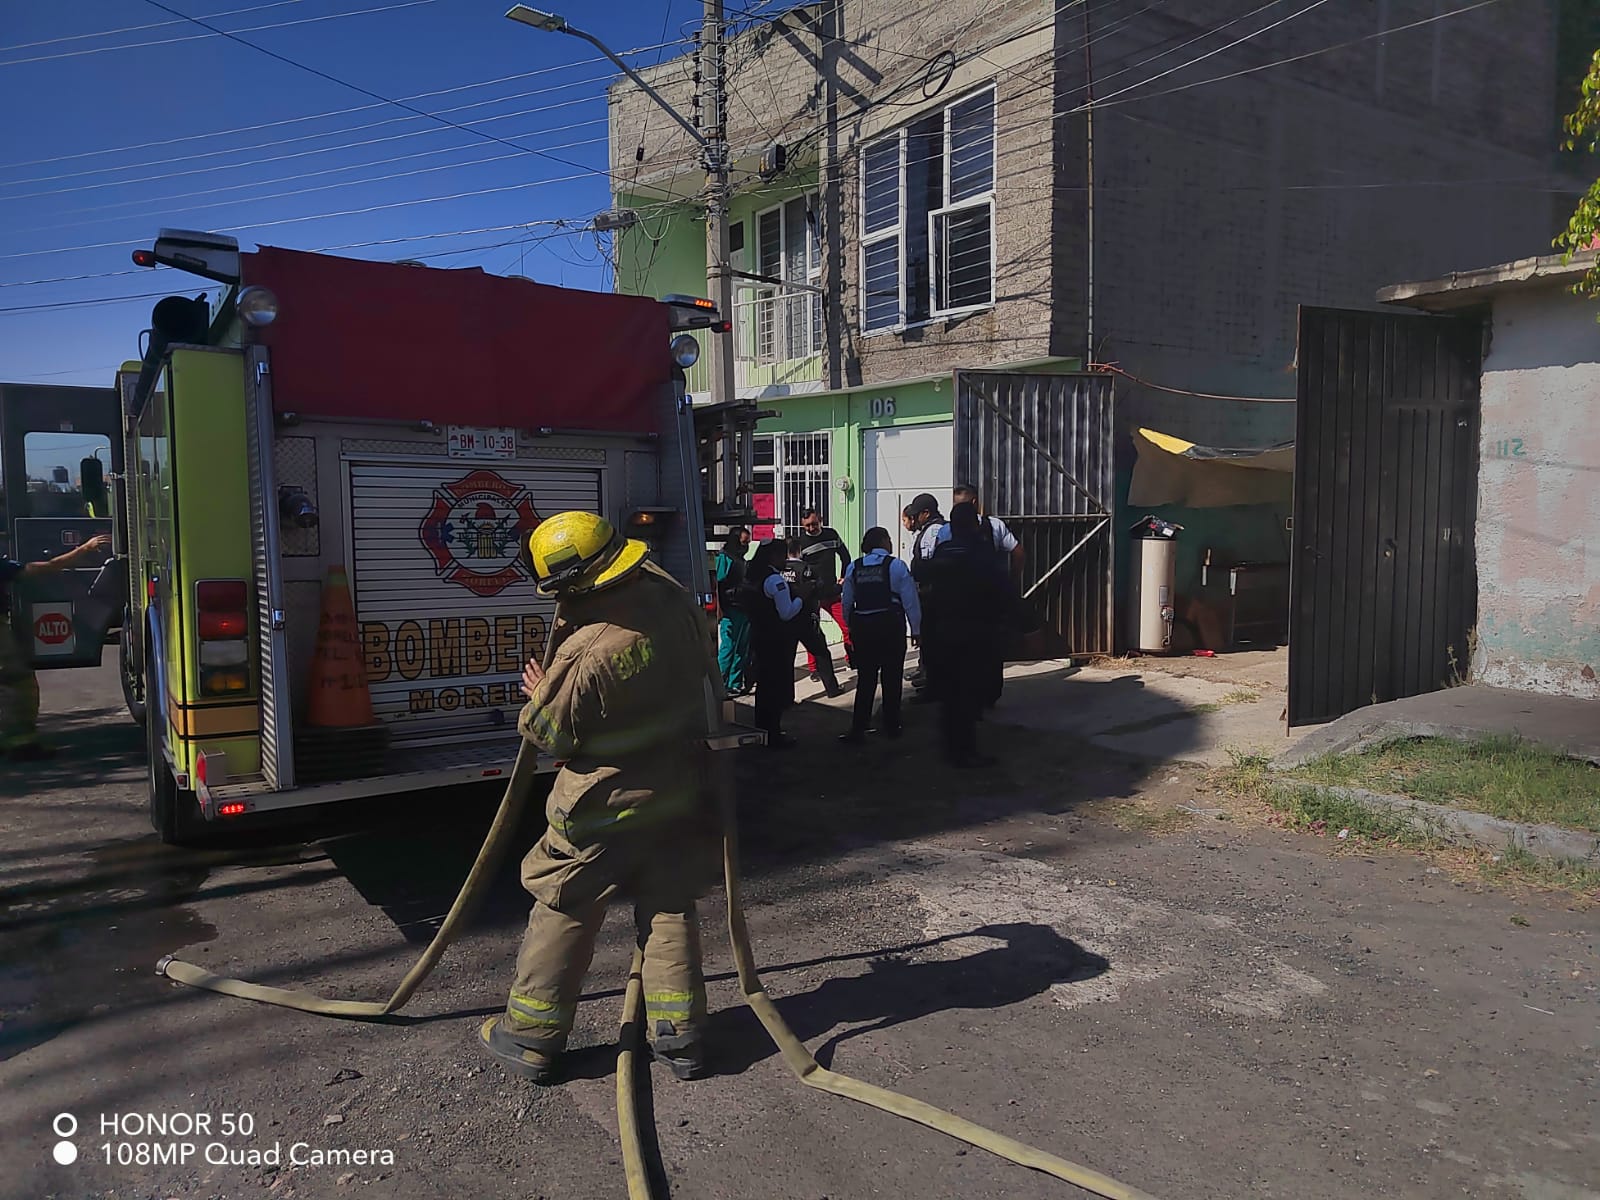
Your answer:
[0,382,125,670]
[954,371,1114,657]
[1289,308,1481,727]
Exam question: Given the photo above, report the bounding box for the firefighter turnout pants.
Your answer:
[0,619,41,752]
[504,823,711,1051]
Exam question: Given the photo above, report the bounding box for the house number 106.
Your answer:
[869,396,896,418]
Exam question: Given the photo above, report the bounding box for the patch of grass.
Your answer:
[1219,750,1428,845]
[1265,783,1428,844]
[1291,735,1600,833]
[1216,751,1600,901]
[1219,689,1261,705]
[1484,843,1600,896]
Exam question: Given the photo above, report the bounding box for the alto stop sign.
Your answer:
[34,613,72,645]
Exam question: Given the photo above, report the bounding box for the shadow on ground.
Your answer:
[3,665,1187,1063]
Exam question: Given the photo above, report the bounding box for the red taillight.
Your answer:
[199,611,247,639]
[218,802,247,817]
[196,580,250,695]
[197,580,248,613]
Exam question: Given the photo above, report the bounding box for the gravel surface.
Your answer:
[1,666,1594,1200]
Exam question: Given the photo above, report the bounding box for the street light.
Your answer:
[504,6,705,148]
[505,3,734,411]
[504,6,566,32]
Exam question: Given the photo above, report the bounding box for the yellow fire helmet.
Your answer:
[526,511,647,597]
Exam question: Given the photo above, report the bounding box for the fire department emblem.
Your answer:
[418,469,542,597]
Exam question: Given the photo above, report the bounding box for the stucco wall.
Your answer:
[1474,288,1600,699]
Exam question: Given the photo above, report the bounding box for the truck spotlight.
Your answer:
[237,286,279,327]
[278,485,318,529]
[670,334,700,369]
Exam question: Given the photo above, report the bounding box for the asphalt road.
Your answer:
[1,664,1595,1200]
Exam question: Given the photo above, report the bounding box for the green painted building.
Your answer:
[614,168,1077,551]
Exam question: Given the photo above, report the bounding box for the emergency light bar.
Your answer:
[663,295,728,333]
[132,229,241,284]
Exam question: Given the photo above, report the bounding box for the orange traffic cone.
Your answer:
[306,566,376,728]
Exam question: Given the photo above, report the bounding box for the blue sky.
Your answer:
[0,0,694,393]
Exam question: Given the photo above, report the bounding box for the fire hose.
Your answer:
[157,665,1156,1199]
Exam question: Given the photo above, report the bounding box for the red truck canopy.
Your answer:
[241,247,669,433]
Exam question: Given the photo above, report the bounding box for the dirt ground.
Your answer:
[0,664,1595,1200]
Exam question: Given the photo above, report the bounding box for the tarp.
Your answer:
[242,247,670,433]
[1129,427,1294,507]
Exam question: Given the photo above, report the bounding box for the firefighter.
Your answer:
[480,512,719,1085]
[0,533,111,760]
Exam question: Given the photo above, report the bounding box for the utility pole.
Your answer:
[702,0,735,409]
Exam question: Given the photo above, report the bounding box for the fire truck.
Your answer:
[3,229,759,842]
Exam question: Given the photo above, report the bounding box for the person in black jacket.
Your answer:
[920,502,1010,768]
[785,537,842,697]
[796,509,853,674]
[747,539,804,748]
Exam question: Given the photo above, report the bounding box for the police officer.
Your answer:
[839,527,921,742]
[784,537,841,698]
[0,533,111,760]
[904,493,946,699]
[921,503,1010,768]
[480,512,720,1085]
[748,539,803,748]
[932,484,1024,582]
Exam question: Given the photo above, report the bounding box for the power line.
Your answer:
[1,73,619,196]
[0,0,444,69]
[0,35,691,173]
[26,113,610,225]
[0,0,302,53]
[15,132,610,239]
[0,226,606,317]
[0,287,216,316]
[136,0,630,192]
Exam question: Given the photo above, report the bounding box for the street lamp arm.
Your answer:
[505,6,707,150]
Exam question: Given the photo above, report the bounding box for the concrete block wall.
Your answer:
[610,0,1567,450]
[1088,0,1563,447]
[1473,288,1600,699]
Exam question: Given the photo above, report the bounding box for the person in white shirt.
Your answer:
[748,539,803,749]
[839,527,923,743]
[933,484,1025,582]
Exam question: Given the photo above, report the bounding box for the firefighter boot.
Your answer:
[478,1016,562,1085]
[649,1021,708,1081]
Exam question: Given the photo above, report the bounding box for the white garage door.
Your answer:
[862,422,952,561]
[348,460,601,747]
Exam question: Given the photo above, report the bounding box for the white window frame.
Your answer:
[751,192,823,363]
[858,85,997,334]
[930,88,997,318]
[858,130,907,336]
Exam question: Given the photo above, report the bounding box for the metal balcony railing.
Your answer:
[682,282,822,398]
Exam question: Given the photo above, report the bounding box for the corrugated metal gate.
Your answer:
[954,371,1114,657]
[1289,307,1481,727]
[348,459,601,746]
